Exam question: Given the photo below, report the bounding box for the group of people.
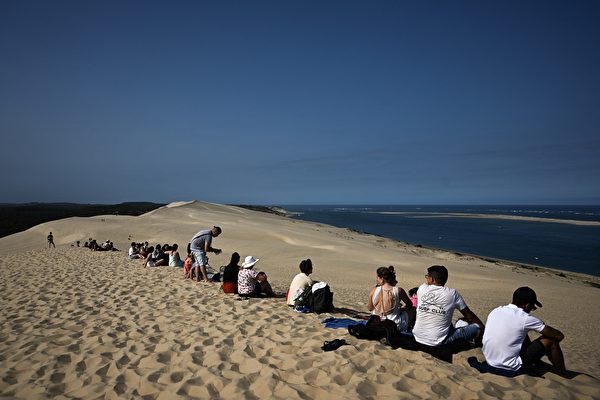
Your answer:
[128,242,185,268]
[345,264,566,377]
[129,225,567,377]
[85,238,119,251]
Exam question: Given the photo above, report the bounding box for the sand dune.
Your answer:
[1,201,599,399]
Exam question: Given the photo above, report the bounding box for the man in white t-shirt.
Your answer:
[413,265,484,346]
[482,287,566,376]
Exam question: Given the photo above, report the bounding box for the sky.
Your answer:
[1,1,599,205]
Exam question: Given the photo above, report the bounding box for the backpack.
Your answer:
[294,285,313,309]
[311,283,334,314]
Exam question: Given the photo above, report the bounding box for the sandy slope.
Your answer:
[0,201,599,399]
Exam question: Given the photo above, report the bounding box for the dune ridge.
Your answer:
[1,201,599,399]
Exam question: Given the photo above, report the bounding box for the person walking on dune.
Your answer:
[47,232,55,249]
[189,226,222,283]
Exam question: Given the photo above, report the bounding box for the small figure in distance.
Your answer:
[238,256,274,297]
[189,226,222,283]
[287,259,314,306]
[482,287,567,377]
[47,232,55,249]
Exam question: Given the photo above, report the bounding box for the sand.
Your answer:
[1,201,599,399]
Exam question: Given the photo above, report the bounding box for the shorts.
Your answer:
[222,282,237,294]
[520,337,546,368]
[191,250,208,267]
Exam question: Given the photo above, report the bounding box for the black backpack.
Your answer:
[294,285,313,309]
[311,284,334,314]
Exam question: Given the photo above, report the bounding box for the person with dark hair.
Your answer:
[47,232,55,249]
[128,242,141,259]
[143,246,156,267]
[482,287,566,376]
[183,253,194,279]
[152,244,168,266]
[166,243,184,267]
[287,259,314,306]
[408,287,419,308]
[189,226,222,283]
[413,265,484,347]
[221,252,241,294]
[366,266,414,332]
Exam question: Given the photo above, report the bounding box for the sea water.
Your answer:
[282,205,600,276]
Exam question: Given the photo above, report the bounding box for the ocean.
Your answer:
[281,205,600,277]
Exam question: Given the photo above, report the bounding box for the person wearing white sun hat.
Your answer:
[237,256,274,297]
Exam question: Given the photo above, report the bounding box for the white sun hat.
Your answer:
[242,255,259,269]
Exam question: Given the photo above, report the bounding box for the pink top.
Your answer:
[411,296,418,308]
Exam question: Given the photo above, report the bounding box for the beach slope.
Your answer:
[1,201,599,399]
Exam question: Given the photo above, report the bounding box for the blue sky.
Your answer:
[1,1,599,205]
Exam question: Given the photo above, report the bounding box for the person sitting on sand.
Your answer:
[143,246,156,267]
[183,253,194,279]
[367,266,415,332]
[408,287,419,308]
[152,244,167,266]
[482,287,567,376]
[221,252,241,294]
[412,265,485,347]
[128,242,141,259]
[140,241,150,257]
[189,226,222,283]
[165,244,184,267]
[238,256,274,297]
[287,259,314,306]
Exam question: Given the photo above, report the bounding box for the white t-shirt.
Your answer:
[412,283,467,346]
[482,304,545,371]
[287,273,313,305]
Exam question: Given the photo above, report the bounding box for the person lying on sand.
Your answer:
[238,256,274,297]
[482,287,567,376]
[412,265,484,347]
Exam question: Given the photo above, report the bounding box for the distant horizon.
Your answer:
[2,200,599,207]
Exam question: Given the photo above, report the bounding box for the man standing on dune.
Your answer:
[47,232,55,249]
[189,226,222,283]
